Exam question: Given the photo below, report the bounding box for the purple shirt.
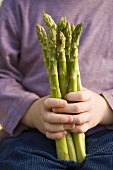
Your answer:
[0,0,113,141]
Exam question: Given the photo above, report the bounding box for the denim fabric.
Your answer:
[0,129,113,170]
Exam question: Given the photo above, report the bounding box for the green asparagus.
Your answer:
[57,31,77,161]
[69,23,86,163]
[36,24,49,73]
[36,12,86,163]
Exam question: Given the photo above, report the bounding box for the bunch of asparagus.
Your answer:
[36,12,86,163]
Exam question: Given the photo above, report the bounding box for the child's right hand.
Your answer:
[20,96,74,140]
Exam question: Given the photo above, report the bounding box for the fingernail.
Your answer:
[64,124,75,130]
[62,100,67,106]
[52,108,55,112]
[62,131,67,136]
[67,116,73,122]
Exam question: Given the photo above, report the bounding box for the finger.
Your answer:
[65,90,91,102]
[44,98,67,108]
[43,111,73,124]
[46,131,67,140]
[73,112,89,125]
[52,102,89,114]
[44,122,75,133]
[70,122,89,133]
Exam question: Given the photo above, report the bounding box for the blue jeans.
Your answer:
[0,128,113,170]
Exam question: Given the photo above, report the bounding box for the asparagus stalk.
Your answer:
[66,131,77,161]
[48,28,61,98]
[71,23,82,92]
[36,24,49,74]
[57,31,77,161]
[57,31,68,98]
[43,12,70,161]
[57,19,72,79]
[69,23,86,163]
[64,22,72,71]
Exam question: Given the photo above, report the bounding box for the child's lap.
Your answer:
[0,128,113,170]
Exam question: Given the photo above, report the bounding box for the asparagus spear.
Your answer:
[57,31,68,98]
[69,23,86,163]
[36,24,49,74]
[64,22,72,71]
[57,17,67,33]
[57,31,77,161]
[43,12,70,161]
[71,23,82,91]
[43,11,57,30]
[57,19,72,79]
[48,29,61,98]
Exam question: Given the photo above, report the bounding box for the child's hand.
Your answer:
[20,96,75,140]
[52,88,113,133]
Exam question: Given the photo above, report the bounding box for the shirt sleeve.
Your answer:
[0,1,39,138]
[102,90,113,110]
[101,90,113,129]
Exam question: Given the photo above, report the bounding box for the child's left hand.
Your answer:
[52,88,113,133]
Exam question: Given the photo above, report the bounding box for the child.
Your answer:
[0,0,113,169]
